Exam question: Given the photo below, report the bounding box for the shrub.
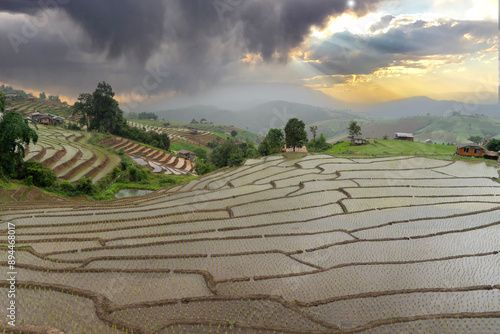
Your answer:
[66,123,81,131]
[120,158,131,171]
[195,161,213,175]
[18,161,57,187]
[111,166,120,179]
[60,181,77,193]
[76,177,94,195]
[23,176,34,187]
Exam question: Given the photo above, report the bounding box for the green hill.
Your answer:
[317,116,500,144]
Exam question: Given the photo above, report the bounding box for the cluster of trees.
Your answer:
[38,92,62,102]
[127,111,158,120]
[0,85,29,100]
[0,93,39,177]
[72,82,170,151]
[197,118,316,175]
[190,118,213,125]
[487,139,500,152]
[118,126,170,151]
[195,139,258,175]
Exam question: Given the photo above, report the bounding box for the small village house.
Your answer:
[455,142,485,158]
[30,113,65,126]
[394,132,414,141]
[5,94,22,101]
[351,135,367,146]
[178,150,196,162]
[28,96,37,102]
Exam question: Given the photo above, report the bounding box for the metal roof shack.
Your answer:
[394,132,414,141]
[351,135,368,146]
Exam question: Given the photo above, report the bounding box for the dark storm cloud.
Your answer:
[0,0,166,62]
[0,0,383,98]
[308,18,497,76]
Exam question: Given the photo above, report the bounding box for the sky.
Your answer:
[0,0,497,110]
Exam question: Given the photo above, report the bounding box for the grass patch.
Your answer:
[95,174,196,200]
[327,139,456,157]
[170,142,211,154]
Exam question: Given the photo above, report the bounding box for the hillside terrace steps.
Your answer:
[42,148,66,168]
[53,149,83,175]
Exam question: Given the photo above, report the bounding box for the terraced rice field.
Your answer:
[128,121,221,147]
[101,136,194,174]
[1,155,499,333]
[24,125,121,183]
[11,100,69,115]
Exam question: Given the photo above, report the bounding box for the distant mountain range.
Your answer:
[351,96,500,119]
[155,101,354,135]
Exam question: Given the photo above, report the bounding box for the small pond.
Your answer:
[114,188,154,198]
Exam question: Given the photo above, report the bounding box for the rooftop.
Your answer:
[395,132,414,138]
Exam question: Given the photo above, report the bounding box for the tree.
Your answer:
[138,112,158,120]
[39,92,46,100]
[210,140,244,168]
[0,110,38,175]
[468,135,483,144]
[486,139,500,152]
[309,125,318,152]
[307,133,331,152]
[190,118,199,124]
[284,118,307,152]
[0,91,5,113]
[231,130,238,138]
[48,95,61,103]
[73,82,125,133]
[258,128,284,156]
[193,148,207,160]
[18,161,56,187]
[72,93,92,128]
[348,121,361,140]
[127,112,138,119]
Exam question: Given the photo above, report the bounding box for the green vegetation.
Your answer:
[73,81,124,133]
[487,139,500,151]
[170,141,210,155]
[285,118,308,151]
[306,133,332,152]
[259,128,284,156]
[210,140,245,168]
[73,82,170,151]
[127,111,158,120]
[328,139,456,156]
[0,91,5,112]
[348,120,362,139]
[18,161,57,187]
[410,116,500,143]
[193,123,261,143]
[0,103,38,176]
[468,135,483,144]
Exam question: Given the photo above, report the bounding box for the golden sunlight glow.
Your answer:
[240,53,263,65]
[311,12,382,39]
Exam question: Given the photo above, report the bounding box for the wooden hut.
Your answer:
[456,143,485,158]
